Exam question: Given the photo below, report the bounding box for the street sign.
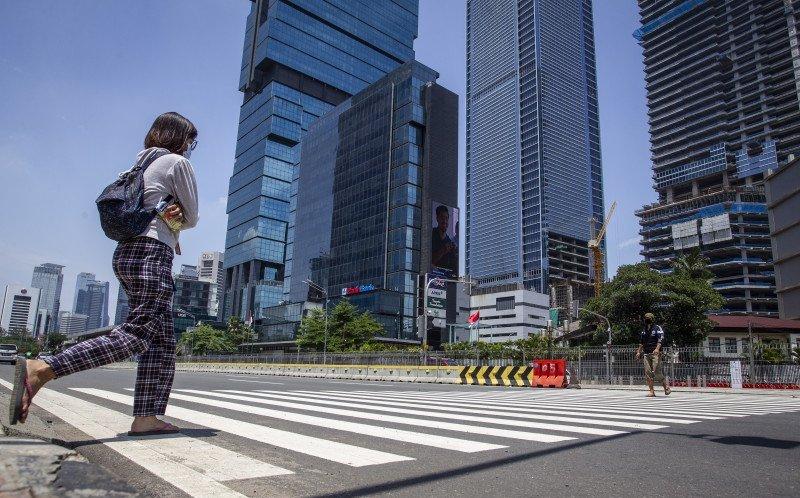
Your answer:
[427,296,446,309]
[427,308,446,318]
[427,288,446,299]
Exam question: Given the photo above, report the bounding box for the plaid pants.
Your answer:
[43,237,175,417]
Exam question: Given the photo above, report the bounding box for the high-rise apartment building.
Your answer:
[634,0,800,316]
[85,280,110,330]
[285,61,458,341]
[198,251,224,318]
[114,285,130,325]
[30,263,64,332]
[73,272,95,315]
[223,0,419,321]
[465,0,604,294]
[1,285,41,334]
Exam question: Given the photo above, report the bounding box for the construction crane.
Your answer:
[588,200,617,297]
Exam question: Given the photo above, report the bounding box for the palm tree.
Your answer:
[673,249,713,281]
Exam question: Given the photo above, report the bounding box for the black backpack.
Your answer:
[96,150,170,242]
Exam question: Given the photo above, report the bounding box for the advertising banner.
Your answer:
[431,202,459,278]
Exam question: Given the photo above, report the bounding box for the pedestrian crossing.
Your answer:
[3,379,800,497]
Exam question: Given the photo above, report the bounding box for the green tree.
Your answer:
[673,249,713,281]
[178,323,233,355]
[296,300,385,352]
[45,332,67,352]
[225,316,256,347]
[581,262,724,346]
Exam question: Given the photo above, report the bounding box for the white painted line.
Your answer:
[326,391,726,420]
[75,388,411,467]
[181,390,576,443]
[226,378,285,385]
[159,390,506,453]
[0,380,258,498]
[214,389,618,437]
[284,390,671,429]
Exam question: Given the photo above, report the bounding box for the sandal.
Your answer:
[664,387,672,396]
[646,392,656,397]
[9,356,34,425]
[127,422,181,437]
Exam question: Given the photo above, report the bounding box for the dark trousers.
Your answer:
[43,237,175,416]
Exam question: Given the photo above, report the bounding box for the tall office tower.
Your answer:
[72,272,95,315]
[85,281,110,330]
[286,61,458,341]
[30,263,65,332]
[0,285,41,334]
[59,311,88,337]
[465,0,604,294]
[634,0,800,316]
[198,251,224,318]
[114,285,130,325]
[223,0,419,321]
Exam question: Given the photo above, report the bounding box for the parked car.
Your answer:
[0,344,19,364]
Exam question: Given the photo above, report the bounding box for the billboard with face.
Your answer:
[431,202,459,278]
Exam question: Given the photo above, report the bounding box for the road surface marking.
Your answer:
[173,389,576,443]
[225,378,285,385]
[75,388,411,467]
[283,390,668,429]
[0,380,266,498]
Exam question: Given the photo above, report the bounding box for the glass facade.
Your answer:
[224,0,419,322]
[286,61,458,341]
[30,263,64,333]
[466,0,604,293]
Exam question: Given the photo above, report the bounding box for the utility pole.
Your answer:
[578,308,612,384]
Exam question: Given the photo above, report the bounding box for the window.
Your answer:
[496,297,515,311]
[741,338,749,353]
[725,337,737,354]
[708,337,721,353]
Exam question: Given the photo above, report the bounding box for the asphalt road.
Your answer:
[2,364,799,498]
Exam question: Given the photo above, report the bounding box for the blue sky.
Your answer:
[0,0,653,318]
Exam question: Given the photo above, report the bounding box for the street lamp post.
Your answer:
[578,308,612,384]
[304,279,329,365]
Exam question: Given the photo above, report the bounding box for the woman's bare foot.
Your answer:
[20,359,56,423]
[130,416,178,433]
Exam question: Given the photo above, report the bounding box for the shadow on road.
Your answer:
[666,432,800,449]
[62,428,221,449]
[309,433,633,498]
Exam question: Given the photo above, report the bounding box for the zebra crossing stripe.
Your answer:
[160,390,505,453]
[219,389,623,436]
[74,388,411,467]
[0,381,264,498]
[295,391,681,427]
[336,391,725,420]
[181,389,576,442]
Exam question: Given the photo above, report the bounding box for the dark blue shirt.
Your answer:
[640,324,664,354]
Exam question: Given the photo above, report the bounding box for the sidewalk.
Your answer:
[0,391,140,498]
[578,383,800,397]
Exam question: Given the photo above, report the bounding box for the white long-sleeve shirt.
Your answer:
[136,147,199,251]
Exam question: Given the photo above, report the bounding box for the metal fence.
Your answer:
[177,344,800,387]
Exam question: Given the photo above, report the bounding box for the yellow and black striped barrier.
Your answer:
[460,365,533,387]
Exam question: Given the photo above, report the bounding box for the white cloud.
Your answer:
[618,236,640,249]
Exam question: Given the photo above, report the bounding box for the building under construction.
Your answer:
[635,0,800,317]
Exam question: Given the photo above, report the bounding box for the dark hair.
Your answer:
[436,205,449,216]
[144,112,197,154]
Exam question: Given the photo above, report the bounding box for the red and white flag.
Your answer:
[468,311,480,326]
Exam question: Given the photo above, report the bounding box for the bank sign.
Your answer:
[341,284,376,296]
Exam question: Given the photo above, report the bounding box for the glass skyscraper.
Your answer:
[223,0,419,321]
[283,61,458,342]
[465,0,604,294]
[30,263,64,333]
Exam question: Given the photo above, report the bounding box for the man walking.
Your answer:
[635,313,671,397]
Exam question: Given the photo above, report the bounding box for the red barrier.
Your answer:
[531,359,567,388]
